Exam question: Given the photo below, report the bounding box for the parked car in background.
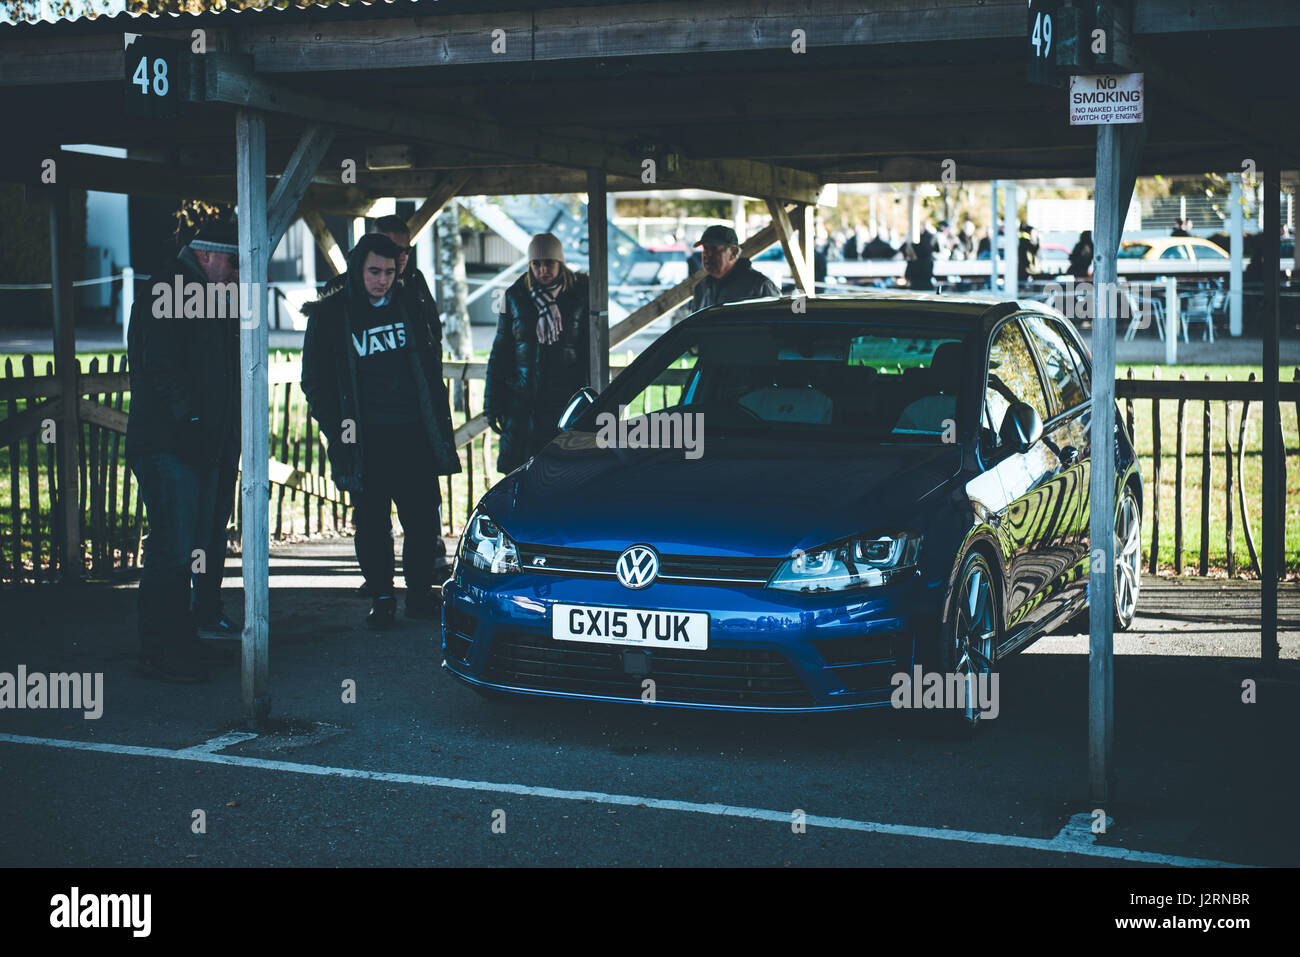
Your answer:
[1119,236,1229,262]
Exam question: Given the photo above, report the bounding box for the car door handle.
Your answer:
[1058,446,1080,466]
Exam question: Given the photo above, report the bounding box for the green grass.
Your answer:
[1120,364,1300,576]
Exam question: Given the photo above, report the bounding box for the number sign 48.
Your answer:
[124,35,185,117]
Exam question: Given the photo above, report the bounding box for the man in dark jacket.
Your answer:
[484,233,591,475]
[319,215,452,596]
[301,234,461,628]
[688,225,780,313]
[126,219,242,683]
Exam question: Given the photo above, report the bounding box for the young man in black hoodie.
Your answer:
[319,216,453,597]
[302,234,461,629]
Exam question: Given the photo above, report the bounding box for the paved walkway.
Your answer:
[1,537,1297,866]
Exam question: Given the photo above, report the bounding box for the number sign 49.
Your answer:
[1027,0,1062,87]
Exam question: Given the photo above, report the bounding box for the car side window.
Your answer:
[1160,244,1189,260]
[984,320,1051,448]
[1193,243,1227,260]
[1023,315,1087,414]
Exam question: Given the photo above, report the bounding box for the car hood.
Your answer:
[478,432,961,557]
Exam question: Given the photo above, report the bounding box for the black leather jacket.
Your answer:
[484,271,591,474]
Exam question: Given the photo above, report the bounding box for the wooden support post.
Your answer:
[302,207,345,277]
[1230,173,1244,337]
[1002,181,1018,299]
[766,199,812,294]
[1262,155,1281,667]
[587,169,610,390]
[1089,123,1120,803]
[796,203,815,295]
[267,125,335,252]
[49,188,82,581]
[237,108,272,725]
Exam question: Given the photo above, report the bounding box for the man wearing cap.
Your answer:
[126,218,242,683]
[485,232,591,474]
[688,224,780,313]
[302,233,461,629]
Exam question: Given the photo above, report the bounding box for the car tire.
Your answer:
[916,550,1001,737]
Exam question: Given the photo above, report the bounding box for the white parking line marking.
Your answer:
[0,732,1249,867]
[184,732,259,753]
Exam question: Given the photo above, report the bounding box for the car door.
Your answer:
[979,318,1064,638]
[1021,314,1094,624]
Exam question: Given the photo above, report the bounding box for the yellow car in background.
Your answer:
[1118,236,1229,262]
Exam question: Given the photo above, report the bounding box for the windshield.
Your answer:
[585,320,969,443]
[1117,243,1151,258]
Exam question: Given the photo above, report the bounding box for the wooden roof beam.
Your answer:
[198,54,823,204]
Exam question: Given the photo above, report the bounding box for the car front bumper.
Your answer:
[440,565,946,713]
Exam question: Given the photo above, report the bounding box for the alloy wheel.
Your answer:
[952,559,997,725]
[1114,487,1142,628]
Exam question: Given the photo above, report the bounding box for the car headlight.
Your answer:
[459,509,521,574]
[767,530,922,593]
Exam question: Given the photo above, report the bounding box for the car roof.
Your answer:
[686,291,1047,329]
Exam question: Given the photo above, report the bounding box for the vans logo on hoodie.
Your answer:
[351,322,407,356]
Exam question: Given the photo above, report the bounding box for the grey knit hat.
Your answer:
[527,232,565,263]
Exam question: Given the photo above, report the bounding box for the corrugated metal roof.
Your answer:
[0,0,622,35]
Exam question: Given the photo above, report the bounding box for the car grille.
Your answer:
[444,605,477,664]
[483,632,814,707]
[812,632,910,694]
[515,544,779,587]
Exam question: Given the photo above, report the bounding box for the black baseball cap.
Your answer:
[694,224,740,247]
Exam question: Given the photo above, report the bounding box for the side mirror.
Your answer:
[558,387,598,431]
[998,401,1043,453]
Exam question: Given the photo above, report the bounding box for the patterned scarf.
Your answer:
[531,277,564,345]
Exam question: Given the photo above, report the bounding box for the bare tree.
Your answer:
[437,201,472,412]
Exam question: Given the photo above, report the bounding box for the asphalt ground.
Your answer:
[1,538,1298,869]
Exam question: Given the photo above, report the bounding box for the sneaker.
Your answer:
[138,654,209,684]
[406,590,439,619]
[367,595,397,630]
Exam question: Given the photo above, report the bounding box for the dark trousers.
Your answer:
[129,453,237,659]
[354,422,448,595]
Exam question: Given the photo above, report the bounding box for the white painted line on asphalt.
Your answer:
[0,732,1249,867]
[184,732,259,753]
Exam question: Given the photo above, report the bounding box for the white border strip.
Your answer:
[0,733,1250,867]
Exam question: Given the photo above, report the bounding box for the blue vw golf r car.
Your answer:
[441,294,1141,722]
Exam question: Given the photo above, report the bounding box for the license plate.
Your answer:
[552,603,709,651]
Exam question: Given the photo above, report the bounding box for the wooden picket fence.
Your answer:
[0,352,505,584]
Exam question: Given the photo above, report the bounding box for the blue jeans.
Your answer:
[129,453,236,657]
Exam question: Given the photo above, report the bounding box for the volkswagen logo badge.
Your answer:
[616,545,659,590]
